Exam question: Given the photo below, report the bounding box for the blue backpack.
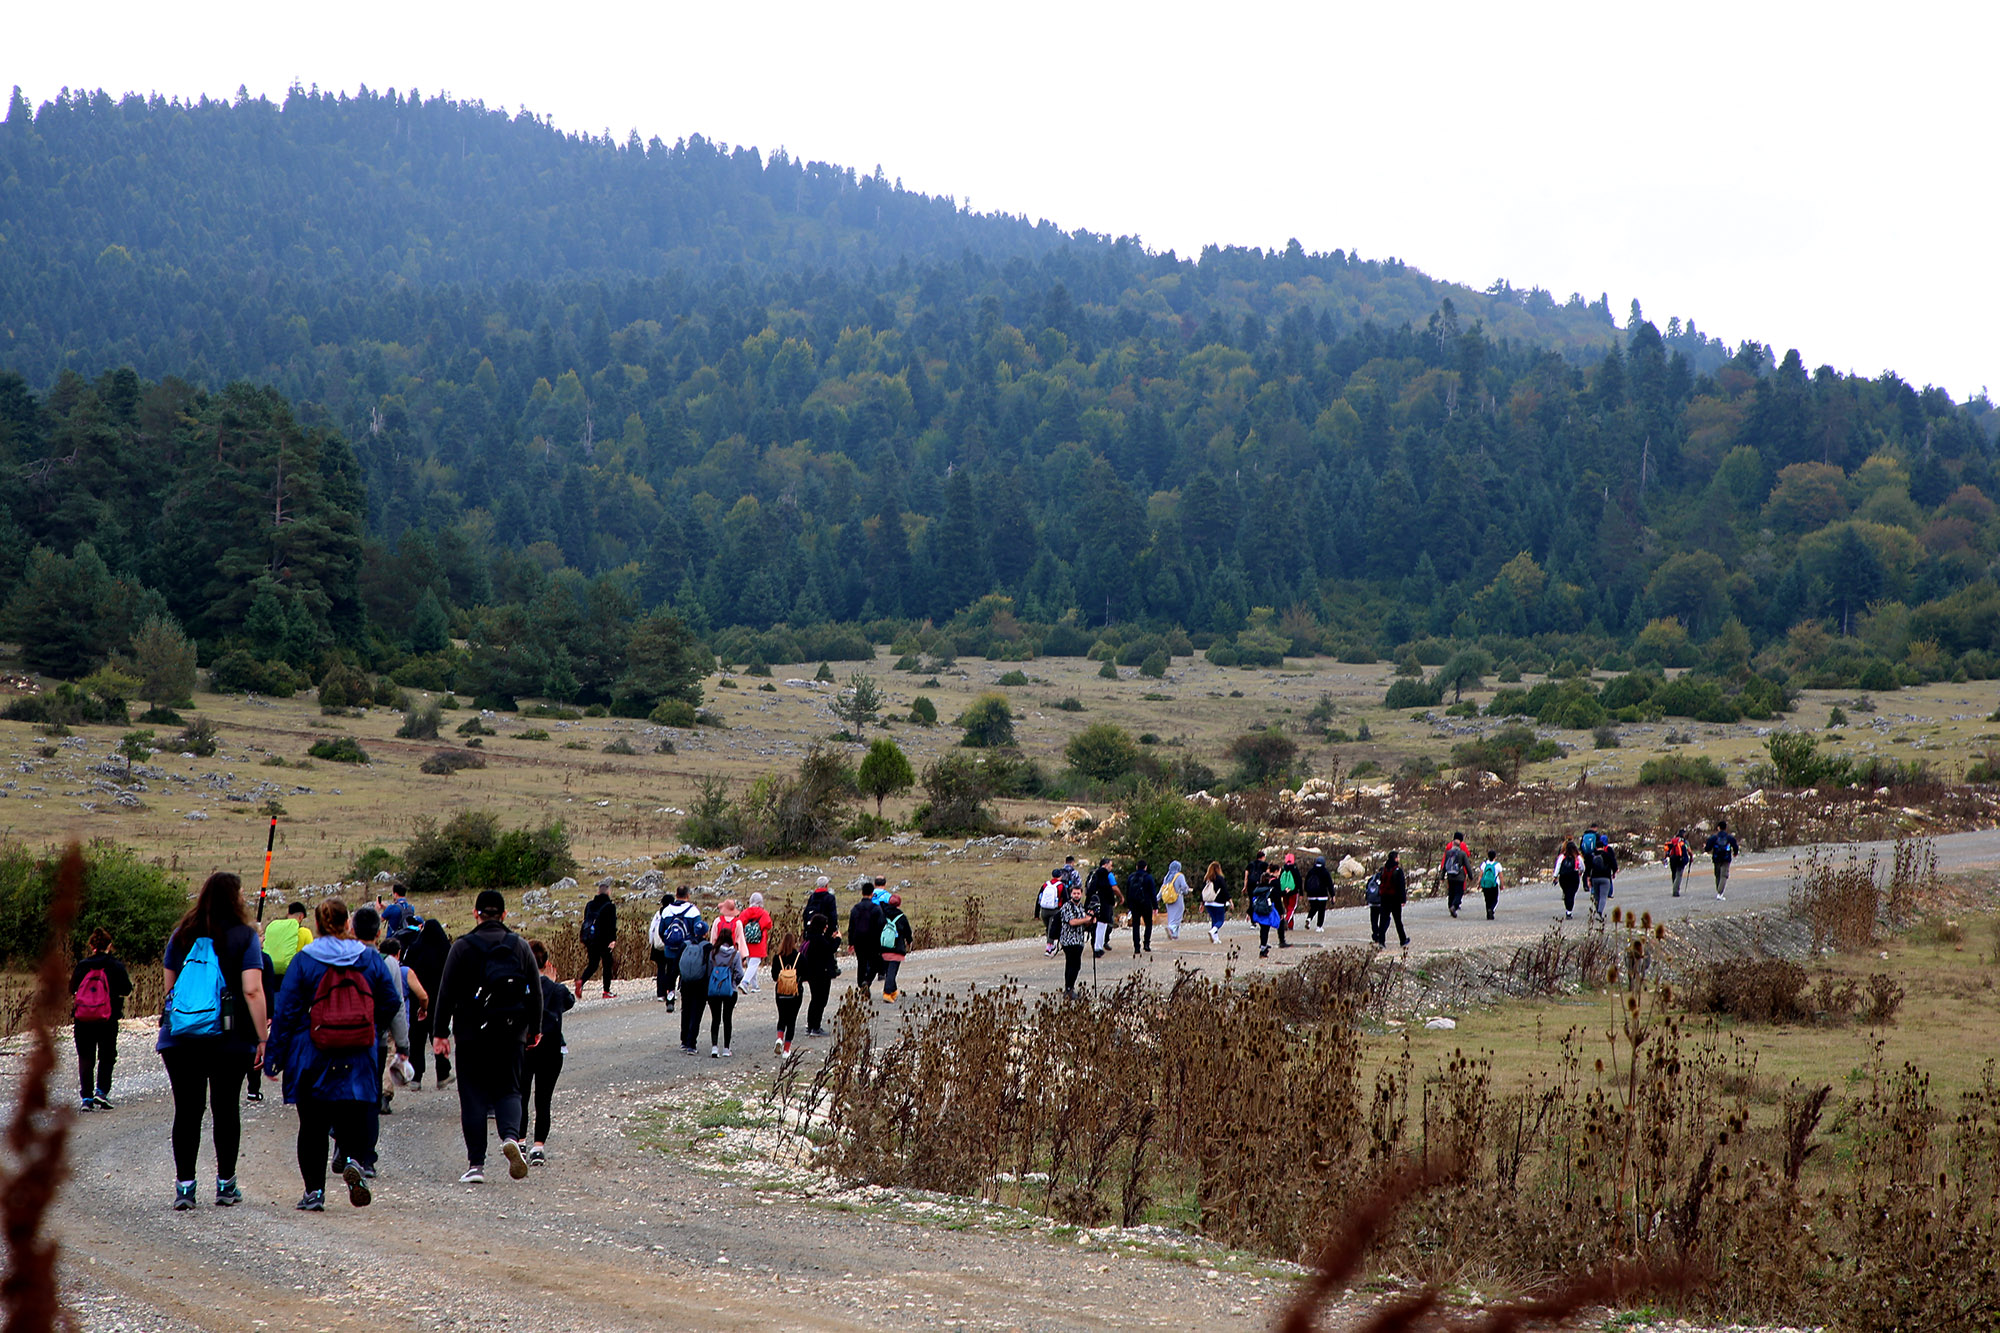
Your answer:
[167,936,229,1037]
[707,952,737,998]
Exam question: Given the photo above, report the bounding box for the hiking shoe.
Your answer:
[331,1153,350,1176]
[459,1164,486,1184]
[883,991,897,1003]
[775,1037,786,1056]
[79,1097,94,1113]
[436,1069,453,1088]
[295,1189,325,1212]
[502,1140,529,1180]
[244,1088,263,1103]
[782,1041,792,1056]
[92,1094,115,1110]
[172,1182,197,1211]
[343,1162,372,1207]
[215,1178,243,1207]
[720,1046,732,1058]
[711,1045,719,1058]
[1259,947,1270,958]
[528,1145,546,1166]
[389,1057,413,1088]
[601,990,615,999]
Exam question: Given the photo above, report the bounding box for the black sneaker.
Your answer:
[296,1189,325,1212]
[343,1162,372,1207]
[172,1182,197,1211]
[92,1094,116,1110]
[215,1178,243,1207]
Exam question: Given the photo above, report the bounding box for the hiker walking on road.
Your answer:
[1057,883,1094,995]
[1664,829,1693,898]
[739,893,775,991]
[1086,858,1119,958]
[1250,868,1285,957]
[705,925,745,1057]
[1276,853,1301,932]
[1587,834,1619,918]
[1200,861,1230,942]
[1302,856,1332,931]
[800,910,840,1036]
[1706,820,1739,900]
[877,894,912,1001]
[375,933,428,1116]
[675,899,712,1054]
[1477,851,1505,920]
[265,897,400,1211]
[1370,852,1410,950]
[1440,833,1473,919]
[524,940,573,1165]
[432,890,541,1185]
[1037,868,1065,954]
[652,887,704,1014]
[406,917,452,1088]
[770,932,805,1054]
[576,883,618,999]
[849,883,886,996]
[804,875,838,929]
[72,928,132,1112]
[1553,839,1585,919]
[157,872,268,1211]
[263,901,313,978]
[1161,860,1190,940]
[1125,860,1158,955]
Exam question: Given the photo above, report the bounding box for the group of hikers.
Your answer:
[1033,818,1746,985]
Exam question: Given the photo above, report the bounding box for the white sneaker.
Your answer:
[459,1164,485,1184]
[775,1037,785,1055]
[502,1139,529,1180]
[720,1047,732,1058]
[710,1045,719,1058]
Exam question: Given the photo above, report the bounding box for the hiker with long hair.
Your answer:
[1552,838,1585,920]
[72,927,132,1111]
[1200,861,1230,943]
[405,916,452,1087]
[264,898,400,1211]
[1370,851,1410,950]
[1249,866,1285,958]
[799,909,840,1037]
[524,940,574,1165]
[769,930,805,1055]
[157,872,268,1211]
[1160,860,1190,941]
[705,924,745,1057]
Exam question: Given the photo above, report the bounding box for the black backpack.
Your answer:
[466,932,533,1038]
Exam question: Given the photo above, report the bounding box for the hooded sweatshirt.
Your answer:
[265,936,400,1105]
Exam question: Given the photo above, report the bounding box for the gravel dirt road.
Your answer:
[29,827,1995,1332]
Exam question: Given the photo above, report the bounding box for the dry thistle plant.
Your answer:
[1,841,83,1333]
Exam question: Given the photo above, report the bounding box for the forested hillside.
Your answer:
[4,86,2000,712]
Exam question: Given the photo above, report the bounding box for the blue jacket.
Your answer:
[265,937,400,1105]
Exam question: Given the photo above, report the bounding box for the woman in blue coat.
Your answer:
[264,899,400,1211]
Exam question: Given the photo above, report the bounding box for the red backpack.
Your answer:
[74,967,113,1022]
[309,964,378,1052]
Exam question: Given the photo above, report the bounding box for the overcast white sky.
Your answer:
[14,1,1998,400]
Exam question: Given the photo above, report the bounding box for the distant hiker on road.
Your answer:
[265,897,400,1211]
[1086,858,1119,958]
[1553,839,1584,919]
[1125,860,1158,955]
[72,927,132,1112]
[677,900,712,1055]
[1250,867,1285,957]
[877,893,912,1001]
[1706,820,1739,900]
[705,925,745,1057]
[1477,850,1505,920]
[653,887,704,1014]
[1057,882,1094,995]
[1302,856,1333,931]
[804,875,838,929]
[576,883,617,999]
[800,910,841,1037]
[1276,853,1301,932]
[1370,851,1409,950]
[157,872,268,1212]
[432,890,541,1185]
[381,881,415,935]
[1440,833,1473,919]
[770,931,804,1055]
[1161,859,1190,940]
[849,882,886,996]
[1038,868,1065,954]
[1587,833,1618,918]
[739,892,775,991]
[1201,861,1230,942]
[406,917,452,1088]
[525,939,573,1165]
[1665,829,1693,898]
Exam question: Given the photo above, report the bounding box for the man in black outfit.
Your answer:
[848,878,886,996]
[575,883,617,999]
[432,890,542,1185]
[1124,860,1158,956]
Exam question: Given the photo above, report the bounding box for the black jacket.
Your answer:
[803,888,838,929]
[1303,863,1335,899]
[433,920,543,1046]
[70,952,133,1020]
[1086,866,1118,917]
[537,975,576,1045]
[1377,864,1408,907]
[582,893,617,943]
[802,919,842,981]
[1124,869,1158,913]
[848,898,884,955]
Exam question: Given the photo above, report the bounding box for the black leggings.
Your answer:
[1370,903,1408,947]
[1063,944,1084,993]
[409,1016,449,1083]
[75,1019,117,1099]
[579,942,617,989]
[775,994,802,1042]
[805,976,831,1031]
[455,1042,524,1166]
[679,977,708,1048]
[161,1044,248,1182]
[707,994,736,1047]
[1306,899,1328,927]
[1257,921,1287,949]
[1043,908,1062,944]
[1559,880,1580,914]
[296,1097,369,1193]
[1130,910,1153,953]
[523,1045,563,1144]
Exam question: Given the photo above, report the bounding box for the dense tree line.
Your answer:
[3,87,2000,703]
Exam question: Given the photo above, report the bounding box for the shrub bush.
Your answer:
[306,736,369,764]
[398,811,575,895]
[907,695,938,726]
[0,840,188,968]
[396,701,443,739]
[418,750,487,775]
[1066,723,1141,782]
[956,694,1016,747]
[996,669,1030,686]
[171,715,220,757]
[1638,754,1728,786]
[649,698,698,727]
[915,753,995,835]
[1110,788,1260,878]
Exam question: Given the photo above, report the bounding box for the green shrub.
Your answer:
[419,749,487,775]
[306,736,369,764]
[601,737,638,755]
[1111,788,1260,876]
[0,840,189,968]
[207,650,301,697]
[398,811,575,895]
[352,846,398,880]
[914,754,995,835]
[522,703,583,719]
[1051,696,1085,712]
[456,716,494,736]
[956,694,1016,747]
[1383,677,1444,709]
[1098,659,1120,679]
[171,715,220,757]
[907,696,938,726]
[649,698,698,727]
[1138,650,1169,679]
[1225,728,1298,788]
[516,729,551,742]
[996,669,1030,686]
[1066,723,1141,782]
[680,775,742,849]
[1638,754,1728,786]
[396,701,443,739]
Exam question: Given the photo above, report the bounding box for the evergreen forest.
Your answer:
[4,84,1999,715]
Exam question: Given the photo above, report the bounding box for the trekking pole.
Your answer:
[257,814,276,921]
